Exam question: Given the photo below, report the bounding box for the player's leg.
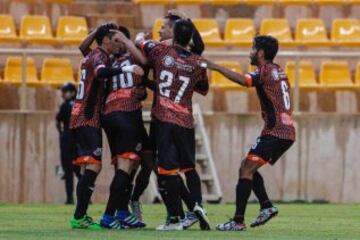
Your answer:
[177,126,210,230]
[70,127,102,230]
[250,137,294,228]
[155,121,183,231]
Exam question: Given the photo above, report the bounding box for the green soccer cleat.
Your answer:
[70,215,102,230]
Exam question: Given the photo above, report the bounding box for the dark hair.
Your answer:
[173,19,193,47]
[61,82,77,94]
[118,25,131,39]
[253,35,279,61]
[164,14,181,27]
[95,24,117,45]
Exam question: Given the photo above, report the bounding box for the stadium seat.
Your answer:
[355,62,360,87]
[211,61,243,89]
[285,61,318,88]
[296,19,332,47]
[41,58,75,87]
[56,16,88,45]
[174,0,206,3]
[134,0,171,4]
[242,0,275,5]
[316,0,344,5]
[20,15,57,45]
[4,57,39,86]
[277,0,312,5]
[320,61,353,88]
[152,18,163,41]
[224,18,255,48]
[260,19,297,48]
[208,0,241,5]
[331,19,360,47]
[192,19,226,48]
[0,15,21,44]
[248,65,257,73]
[45,0,73,3]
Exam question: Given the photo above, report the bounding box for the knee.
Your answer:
[86,164,102,174]
[239,160,255,179]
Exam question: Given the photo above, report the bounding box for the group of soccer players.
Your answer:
[68,9,295,231]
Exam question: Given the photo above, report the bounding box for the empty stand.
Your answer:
[296,19,332,47]
[285,61,318,88]
[152,18,163,41]
[260,18,297,48]
[0,15,21,44]
[56,16,88,45]
[41,58,75,87]
[20,15,57,45]
[211,61,243,89]
[193,19,226,48]
[320,60,353,87]
[225,18,255,48]
[331,19,360,47]
[4,57,39,86]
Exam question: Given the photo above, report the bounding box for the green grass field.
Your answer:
[0,203,359,240]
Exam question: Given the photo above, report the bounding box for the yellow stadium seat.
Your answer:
[278,0,312,5]
[152,18,163,41]
[208,0,241,5]
[0,15,21,44]
[248,65,257,73]
[4,57,39,86]
[41,58,75,87]
[316,0,344,5]
[20,15,57,45]
[260,19,297,48]
[320,61,353,88]
[57,16,88,45]
[211,61,243,89]
[331,19,360,47]
[174,0,205,4]
[285,61,318,88]
[243,0,275,5]
[225,18,255,48]
[296,19,332,47]
[193,19,226,48]
[134,0,171,4]
[45,0,73,3]
[355,62,360,87]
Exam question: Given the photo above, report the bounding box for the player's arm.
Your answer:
[189,20,204,55]
[79,30,96,57]
[194,68,209,96]
[203,59,259,87]
[55,103,66,133]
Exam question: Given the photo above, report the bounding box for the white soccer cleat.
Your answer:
[156,222,183,231]
[216,220,247,231]
[181,211,198,229]
[250,206,279,228]
[193,204,211,230]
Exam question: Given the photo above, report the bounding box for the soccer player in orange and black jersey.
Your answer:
[137,19,210,231]
[203,35,295,231]
[69,24,142,230]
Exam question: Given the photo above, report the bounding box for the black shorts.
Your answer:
[72,126,102,166]
[247,135,294,166]
[102,109,150,162]
[155,119,195,174]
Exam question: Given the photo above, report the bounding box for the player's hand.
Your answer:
[110,29,129,43]
[168,9,188,20]
[122,65,144,76]
[100,22,118,29]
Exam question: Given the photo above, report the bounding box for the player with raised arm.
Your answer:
[69,24,142,230]
[135,19,210,231]
[202,35,295,231]
[131,10,207,229]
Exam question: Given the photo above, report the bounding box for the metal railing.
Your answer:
[1,48,360,112]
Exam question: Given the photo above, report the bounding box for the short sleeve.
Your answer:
[140,40,166,62]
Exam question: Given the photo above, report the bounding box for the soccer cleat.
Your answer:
[181,211,198,229]
[156,216,183,231]
[193,204,211,230]
[116,211,146,228]
[250,206,279,228]
[130,201,143,221]
[216,219,247,231]
[70,215,102,230]
[100,214,127,230]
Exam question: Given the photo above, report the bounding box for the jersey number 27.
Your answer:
[159,70,190,103]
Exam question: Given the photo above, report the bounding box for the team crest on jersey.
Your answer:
[272,68,280,81]
[93,148,102,157]
[162,56,175,67]
[135,143,143,152]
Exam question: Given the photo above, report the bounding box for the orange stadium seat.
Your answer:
[224,18,255,48]
[57,16,88,45]
[192,19,226,48]
[20,15,57,45]
[41,58,75,87]
[260,19,297,48]
[211,61,243,89]
[0,15,21,44]
[4,57,39,86]
[295,19,332,47]
[331,19,360,47]
[320,61,353,88]
[285,61,318,88]
[152,18,163,41]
